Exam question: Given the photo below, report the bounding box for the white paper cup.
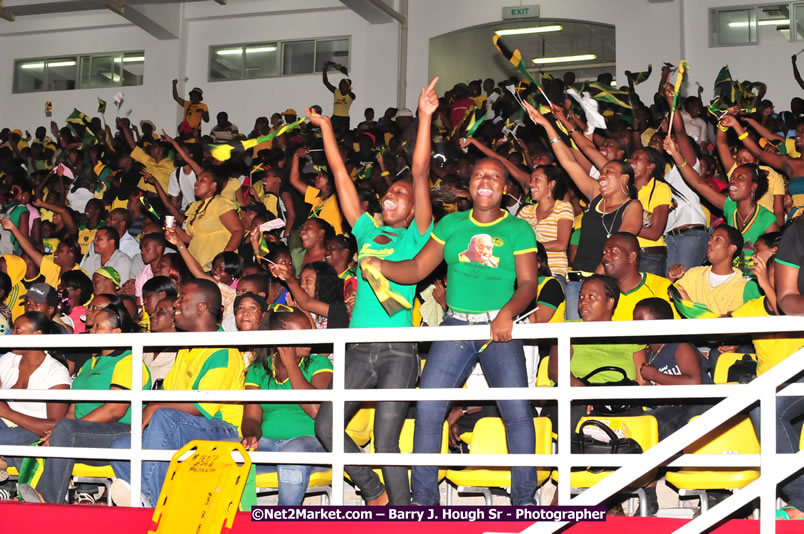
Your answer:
[165,215,175,228]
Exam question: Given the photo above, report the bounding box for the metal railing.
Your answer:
[0,316,802,533]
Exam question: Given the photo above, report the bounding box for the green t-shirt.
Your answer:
[570,341,644,383]
[723,198,777,253]
[244,354,333,440]
[71,349,151,425]
[4,203,28,249]
[351,212,433,328]
[432,209,538,313]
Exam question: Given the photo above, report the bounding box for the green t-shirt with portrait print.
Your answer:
[432,209,538,313]
[351,212,433,328]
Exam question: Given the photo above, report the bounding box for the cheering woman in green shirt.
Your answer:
[311,78,438,505]
[364,157,541,504]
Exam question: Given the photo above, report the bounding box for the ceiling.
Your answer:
[2,0,209,17]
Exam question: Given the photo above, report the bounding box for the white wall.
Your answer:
[1,0,802,133]
[682,0,803,108]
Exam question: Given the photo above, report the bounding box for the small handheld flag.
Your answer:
[668,285,719,319]
[45,102,52,118]
[140,195,161,221]
[627,65,653,85]
[361,260,411,316]
[97,98,107,114]
[668,61,689,134]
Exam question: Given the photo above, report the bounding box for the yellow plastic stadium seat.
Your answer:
[446,417,552,505]
[345,405,375,448]
[665,415,759,512]
[368,418,449,484]
[255,470,333,504]
[536,356,554,387]
[713,352,757,384]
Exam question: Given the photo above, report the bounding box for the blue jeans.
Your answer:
[0,418,40,470]
[315,342,419,504]
[411,315,538,505]
[639,249,667,278]
[565,280,582,321]
[35,418,130,504]
[665,227,708,273]
[111,408,239,507]
[226,434,326,505]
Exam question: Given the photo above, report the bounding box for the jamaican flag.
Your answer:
[492,35,550,100]
[586,82,632,109]
[97,98,107,114]
[210,117,307,161]
[714,66,739,104]
[361,260,411,316]
[66,108,90,127]
[45,101,52,118]
[16,440,46,499]
[627,64,653,85]
[668,285,719,319]
[464,112,487,138]
[669,61,689,111]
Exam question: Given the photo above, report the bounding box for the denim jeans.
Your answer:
[111,408,239,507]
[749,375,804,510]
[0,418,40,471]
[565,280,582,321]
[315,342,419,505]
[225,434,326,505]
[665,228,708,272]
[35,418,130,504]
[638,249,667,278]
[411,315,538,505]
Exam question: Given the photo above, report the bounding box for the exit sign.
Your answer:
[502,5,540,19]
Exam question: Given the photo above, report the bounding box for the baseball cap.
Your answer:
[282,108,297,116]
[27,283,59,307]
[95,266,121,289]
[392,108,413,121]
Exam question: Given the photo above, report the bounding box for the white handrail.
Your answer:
[0,315,801,532]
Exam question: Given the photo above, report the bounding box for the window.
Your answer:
[209,37,349,82]
[711,3,801,46]
[13,50,144,93]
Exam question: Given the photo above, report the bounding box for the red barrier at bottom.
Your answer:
[2,502,799,534]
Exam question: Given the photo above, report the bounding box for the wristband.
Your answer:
[567,128,578,135]
[548,136,561,145]
[717,123,729,132]
[381,171,390,176]
[738,131,749,141]
[461,407,469,416]
[178,245,186,250]
[677,160,688,169]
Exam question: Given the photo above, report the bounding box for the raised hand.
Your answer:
[0,218,16,232]
[418,76,440,117]
[667,264,686,282]
[720,114,739,129]
[164,227,180,246]
[663,135,679,156]
[458,137,471,148]
[522,100,548,127]
[305,107,330,128]
[161,130,177,145]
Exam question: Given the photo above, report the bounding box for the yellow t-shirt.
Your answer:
[731,297,804,376]
[164,346,244,430]
[333,88,353,118]
[726,163,784,216]
[612,272,679,321]
[183,101,209,129]
[677,266,759,316]
[305,185,343,235]
[130,146,175,194]
[40,255,86,289]
[185,195,239,268]
[637,178,672,248]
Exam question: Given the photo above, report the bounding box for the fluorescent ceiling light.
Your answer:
[245,46,276,54]
[216,48,243,56]
[47,61,76,67]
[20,62,45,70]
[728,19,789,27]
[495,25,563,36]
[114,56,145,63]
[532,53,597,65]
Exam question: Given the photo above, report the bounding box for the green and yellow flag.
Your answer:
[361,260,411,316]
[140,195,161,221]
[628,64,653,85]
[464,112,487,138]
[210,117,307,161]
[66,108,90,126]
[45,101,52,118]
[492,35,550,103]
[668,285,720,319]
[97,98,107,114]
[714,66,739,104]
[587,82,632,109]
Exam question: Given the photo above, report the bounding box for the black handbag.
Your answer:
[571,419,643,455]
[727,354,757,384]
[578,366,641,416]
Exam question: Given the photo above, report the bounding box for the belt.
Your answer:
[447,309,499,323]
[640,246,667,255]
[667,225,706,237]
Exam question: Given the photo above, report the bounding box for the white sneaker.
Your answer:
[110,478,132,507]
